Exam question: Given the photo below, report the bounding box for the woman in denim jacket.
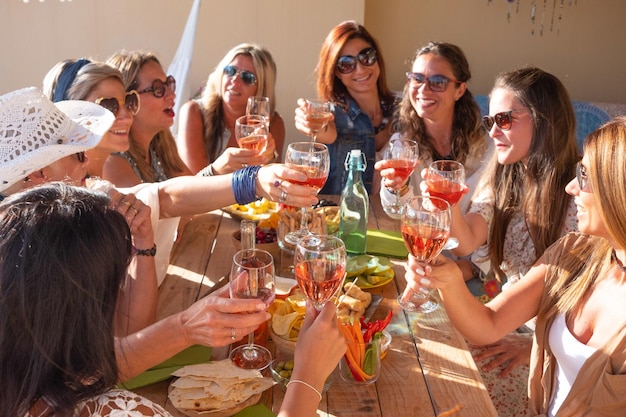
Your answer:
[295,20,397,195]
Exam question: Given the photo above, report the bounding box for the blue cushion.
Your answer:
[573,101,610,151]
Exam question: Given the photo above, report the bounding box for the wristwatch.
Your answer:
[134,243,157,257]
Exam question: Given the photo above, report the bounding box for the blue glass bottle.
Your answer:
[339,149,369,255]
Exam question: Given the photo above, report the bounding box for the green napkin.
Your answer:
[118,345,212,390]
[366,229,408,258]
[233,404,276,417]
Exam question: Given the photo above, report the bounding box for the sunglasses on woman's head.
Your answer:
[405,73,461,92]
[336,47,378,74]
[138,75,176,98]
[223,65,257,85]
[482,110,524,131]
[95,90,140,116]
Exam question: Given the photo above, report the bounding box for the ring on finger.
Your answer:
[121,200,131,206]
[130,206,139,214]
[231,327,236,341]
[279,190,288,203]
[273,180,281,188]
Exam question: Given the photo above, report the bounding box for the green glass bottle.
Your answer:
[339,149,369,255]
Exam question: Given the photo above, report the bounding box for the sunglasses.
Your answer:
[74,151,86,163]
[576,161,589,190]
[95,90,140,116]
[405,72,461,92]
[223,65,257,85]
[336,47,378,74]
[138,75,176,98]
[482,110,525,131]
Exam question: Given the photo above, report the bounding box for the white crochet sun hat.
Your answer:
[0,86,115,192]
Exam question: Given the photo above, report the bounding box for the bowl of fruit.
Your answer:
[232,226,280,261]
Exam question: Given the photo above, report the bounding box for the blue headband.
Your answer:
[52,58,91,103]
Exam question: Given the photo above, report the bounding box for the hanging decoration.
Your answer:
[488,0,579,36]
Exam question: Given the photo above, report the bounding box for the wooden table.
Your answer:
[133,196,497,417]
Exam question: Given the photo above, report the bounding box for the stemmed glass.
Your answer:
[229,248,275,370]
[303,99,332,142]
[398,196,451,313]
[246,96,271,126]
[294,235,347,311]
[425,160,465,250]
[382,138,419,218]
[283,142,330,245]
[235,114,269,153]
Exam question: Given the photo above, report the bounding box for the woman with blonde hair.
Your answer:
[42,58,139,178]
[407,116,626,416]
[105,50,192,186]
[177,43,284,175]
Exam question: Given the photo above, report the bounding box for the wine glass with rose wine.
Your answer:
[246,96,271,126]
[304,99,333,142]
[235,114,269,154]
[229,248,275,370]
[294,235,347,311]
[426,160,465,250]
[383,138,419,218]
[283,142,330,245]
[398,196,451,313]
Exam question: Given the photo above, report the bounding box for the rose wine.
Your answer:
[288,166,328,191]
[387,159,416,183]
[427,178,464,208]
[401,223,449,262]
[308,112,333,133]
[295,259,345,308]
[238,134,268,152]
[232,287,275,306]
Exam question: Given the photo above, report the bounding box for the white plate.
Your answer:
[275,276,297,296]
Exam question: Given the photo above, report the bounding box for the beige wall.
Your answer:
[365,0,626,104]
[2,0,625,150]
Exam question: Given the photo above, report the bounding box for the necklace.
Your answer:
[611,249,626,273]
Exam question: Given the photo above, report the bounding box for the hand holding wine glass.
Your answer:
[229,248,275,370]
[301,99,332,142]
[425,160,465,208]
[235,115,269,154]
[398,196,451,313]
[294,235,347,311]
[284,142,330,245]
[382,138,419,218]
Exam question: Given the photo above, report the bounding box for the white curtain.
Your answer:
[168,0,201,137]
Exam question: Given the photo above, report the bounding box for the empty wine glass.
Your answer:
[246,96,271,126]
[398,196,451,313]
[229,248,275,370]
[426,160,465,250]
[294,234,347,311]
[235,114,269,154]
[303,99,332,142]
[283,142,330,245]
[382,138,419,218]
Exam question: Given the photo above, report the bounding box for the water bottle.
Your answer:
[339,149,369,255]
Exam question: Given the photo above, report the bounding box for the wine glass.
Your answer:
[246,96,271,126]
[303,99,332,142]
[294,234,347,311]
[283,142,330,245]
[235,114,269,154]
[426,160,465,250]
[229,248,275,370]
[382,138,419,219]
[398,196,451,313]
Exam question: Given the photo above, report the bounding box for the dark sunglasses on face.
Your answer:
[223,65,257,85]
[576,161,589,190]
[336,47,378,74]
[482,110,524,131]
[74,151,86,163]
[138,75,176,98]
[95,90,140,116]
[405,72,461,92]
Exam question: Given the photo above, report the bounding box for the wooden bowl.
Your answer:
[269,326,296,354]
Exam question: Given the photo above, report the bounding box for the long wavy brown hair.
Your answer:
[107,50,187,182]
[316,20,395,111]
[395,41,486,165]
[487,67,578,282]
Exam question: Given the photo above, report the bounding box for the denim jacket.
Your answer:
[322,97,378,195]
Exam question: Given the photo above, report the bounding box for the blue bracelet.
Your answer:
[232,165,262,205]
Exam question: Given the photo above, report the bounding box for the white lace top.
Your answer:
[26,389,173,417]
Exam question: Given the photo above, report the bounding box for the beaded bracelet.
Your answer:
[286,379,322,402]
[232,165,261,205]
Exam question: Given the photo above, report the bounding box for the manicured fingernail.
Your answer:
[420,277,431,286]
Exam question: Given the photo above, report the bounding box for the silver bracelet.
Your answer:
[286,379,322,402]
[197,164,214,177]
